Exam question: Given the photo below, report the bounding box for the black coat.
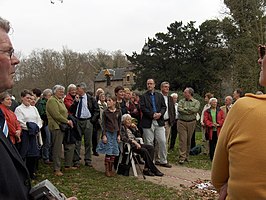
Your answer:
[0,110,31,199]
[70,93,100,124]
[140,91,166,128]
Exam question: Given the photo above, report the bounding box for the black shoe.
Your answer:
[93,152,99,156]
[154,171,164,176]
[160,163,172,168]
[85,162,93,167]
[155,161,160,165]
[143,169,154,176]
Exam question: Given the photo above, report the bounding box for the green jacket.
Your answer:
[46,95,68,130]
[178,97,200,121]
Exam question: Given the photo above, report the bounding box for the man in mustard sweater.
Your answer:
[212,45,266,199]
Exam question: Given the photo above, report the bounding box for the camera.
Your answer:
[29,179,66,200]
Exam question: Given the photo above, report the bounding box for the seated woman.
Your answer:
[120,114,163,176]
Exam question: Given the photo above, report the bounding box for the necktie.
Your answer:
[77,96,83,118]
[3,120,8,137]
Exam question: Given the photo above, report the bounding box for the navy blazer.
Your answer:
[0,110,31,199]
[140,91,166,128]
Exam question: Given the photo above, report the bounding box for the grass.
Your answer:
[167,132,212,170]
[33,131,212,200]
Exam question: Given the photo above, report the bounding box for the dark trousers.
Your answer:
[26,156,38,179]
[209,131,218,161]
[133,144,160,173]
[92,125,100,154]
[169,120,178,150]
[190,130,196,149]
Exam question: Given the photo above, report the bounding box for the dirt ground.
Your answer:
[92,154,214,191]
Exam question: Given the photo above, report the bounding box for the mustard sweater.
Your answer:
[211,93,266,199]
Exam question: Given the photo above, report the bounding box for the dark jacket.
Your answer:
[36,98,48,126]
[165,95,176,126]
[120,125,141,146]
[19,122,40,158]
[140,91,166,128]
[0,110,31,200]
[63,115,82,144]
[70,93,100,124]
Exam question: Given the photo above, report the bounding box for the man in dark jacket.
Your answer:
[140,79,172,168]
[70,82,100,167]
[0,16,31,200]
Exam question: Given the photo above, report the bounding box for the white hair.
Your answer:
[121,114,131,123]
[67,84,76,92]
[209,97,217,104]
[170,93,178,98]
[52,85,65,94]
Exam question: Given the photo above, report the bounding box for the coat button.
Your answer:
[24,179,30,187]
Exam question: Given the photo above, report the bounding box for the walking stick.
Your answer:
[132,153,146,180]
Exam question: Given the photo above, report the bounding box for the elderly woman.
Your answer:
[120,114,164,176]
[35,89,53,164]
[64,84,77,114]
[15,89,43,179]
[211,45,266,200]
[0,91,21,145]
[46,85,75,176]
[203,97,224,161]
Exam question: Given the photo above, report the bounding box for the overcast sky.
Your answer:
[0,0,225,56]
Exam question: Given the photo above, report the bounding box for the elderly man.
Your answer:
[140,79,172,168]
[220,95,233,118]
[70,82,100,167]
[0,17,78,200]
[178,87,200,164]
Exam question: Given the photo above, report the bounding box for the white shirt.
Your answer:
[162,94,169,120]
[76,94,92,119]
[15,104,43,130]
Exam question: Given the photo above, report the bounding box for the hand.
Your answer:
[117,135,121,143]
[134,141,141,149]
[201,122,205,126]
[219,183,227,200]
[130,123,137,129]
[67,197,78,200]
[102,135,107,144]
[67,120,74,128]
[16,136,21,143]
[75,95,79,102]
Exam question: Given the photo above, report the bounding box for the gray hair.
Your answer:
[0,91,10,102]
[160,81,170,88]
[77,82,87,90]
[121,114,131,123]
[52,85,65,94]
[67,84,76,92]
[209,97,217,104]
[170,93,178,98]
[0,17,11,33]
[186,87,194,96]
[225,95,233,101]
[43,88,52,97]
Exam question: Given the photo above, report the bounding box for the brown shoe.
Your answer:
[54,170,63,176]
[64,166,78,171]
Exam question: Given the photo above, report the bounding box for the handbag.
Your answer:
[59,123,69,132]
[117,163,131,176]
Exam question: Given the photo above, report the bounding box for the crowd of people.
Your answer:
[2,78,246,180]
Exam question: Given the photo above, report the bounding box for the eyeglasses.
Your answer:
[0,48,15,59]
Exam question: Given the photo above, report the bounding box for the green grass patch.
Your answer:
[33,131,212,199]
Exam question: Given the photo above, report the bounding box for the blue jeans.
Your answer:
[42,125,51,161]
